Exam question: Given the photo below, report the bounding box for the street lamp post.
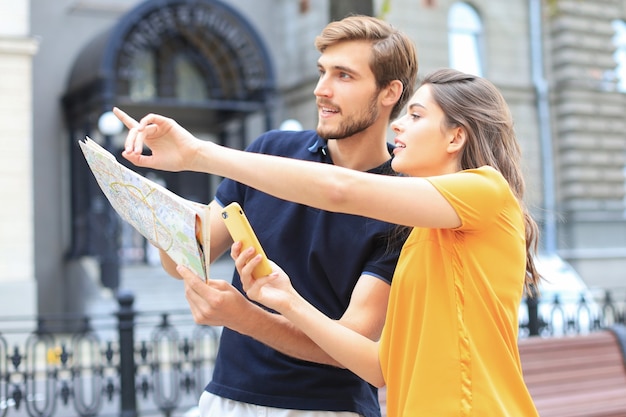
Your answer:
[97,111,124,290]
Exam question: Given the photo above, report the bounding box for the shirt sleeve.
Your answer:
[427,166,513,232]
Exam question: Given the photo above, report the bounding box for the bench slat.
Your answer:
[532,387,626,417]
[519,329,626,417]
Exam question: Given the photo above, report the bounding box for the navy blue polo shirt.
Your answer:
[207,129,401,417]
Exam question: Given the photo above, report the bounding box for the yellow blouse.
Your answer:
[379,167,539,417]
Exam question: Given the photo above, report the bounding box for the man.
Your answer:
[116,14,417,417]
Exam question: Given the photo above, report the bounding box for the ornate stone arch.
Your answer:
[62,0,276,287]
[63,0,275,131]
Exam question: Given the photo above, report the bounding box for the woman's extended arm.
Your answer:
[115,108,460,229]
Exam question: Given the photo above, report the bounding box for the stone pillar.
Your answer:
[0,0,39,316]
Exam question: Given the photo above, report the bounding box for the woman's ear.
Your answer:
[447,126,467,153]
[381,80,404,108]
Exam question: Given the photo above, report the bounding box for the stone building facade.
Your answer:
[1,0,625,317]
[0,0,38,316]
[544,0,626,290]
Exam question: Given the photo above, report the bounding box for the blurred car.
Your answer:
[519,253,601,337]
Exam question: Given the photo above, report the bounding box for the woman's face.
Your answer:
[390,85,460,177]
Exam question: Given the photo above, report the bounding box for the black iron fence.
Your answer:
[0,291,219,417]
[1,287,625,417]
[519,287,626,337]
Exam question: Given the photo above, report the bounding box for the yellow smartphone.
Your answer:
[221,202,273,279]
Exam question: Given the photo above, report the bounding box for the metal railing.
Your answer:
[0,291,219,417]
[520,288,626,338]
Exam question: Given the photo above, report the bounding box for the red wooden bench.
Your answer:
[519,326,626,417]
[377,325,626,417]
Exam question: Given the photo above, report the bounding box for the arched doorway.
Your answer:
[62,0,275,289]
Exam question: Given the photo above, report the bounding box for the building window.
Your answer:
[175,55,208,102]
[125,43,209,102]
[128,50,156,101]
[612,19,626,93]
[448,2,483,76]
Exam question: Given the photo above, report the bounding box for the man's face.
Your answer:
[314,40,381,140]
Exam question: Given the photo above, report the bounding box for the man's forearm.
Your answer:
[239,303,344,367]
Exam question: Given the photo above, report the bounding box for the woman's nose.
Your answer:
[391,118,402,133]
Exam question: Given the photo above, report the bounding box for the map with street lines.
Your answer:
[79,137,208,279]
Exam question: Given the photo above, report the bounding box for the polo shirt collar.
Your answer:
[307,138,328,156]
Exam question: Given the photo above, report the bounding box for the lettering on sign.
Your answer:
[117,3,269,92]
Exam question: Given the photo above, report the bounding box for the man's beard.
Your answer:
[317,93,380,140]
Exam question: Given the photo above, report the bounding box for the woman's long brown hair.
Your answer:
[422,68,542,294]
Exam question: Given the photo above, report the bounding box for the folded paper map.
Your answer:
[79,137,209,280]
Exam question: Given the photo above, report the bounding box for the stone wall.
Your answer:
[0,0,38,315]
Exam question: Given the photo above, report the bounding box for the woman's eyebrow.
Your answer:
[408,103,426,111]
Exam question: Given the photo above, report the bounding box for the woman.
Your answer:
[119,69,541,416]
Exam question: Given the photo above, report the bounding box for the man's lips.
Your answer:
[318,106,340,119]
[317,100,340,116]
